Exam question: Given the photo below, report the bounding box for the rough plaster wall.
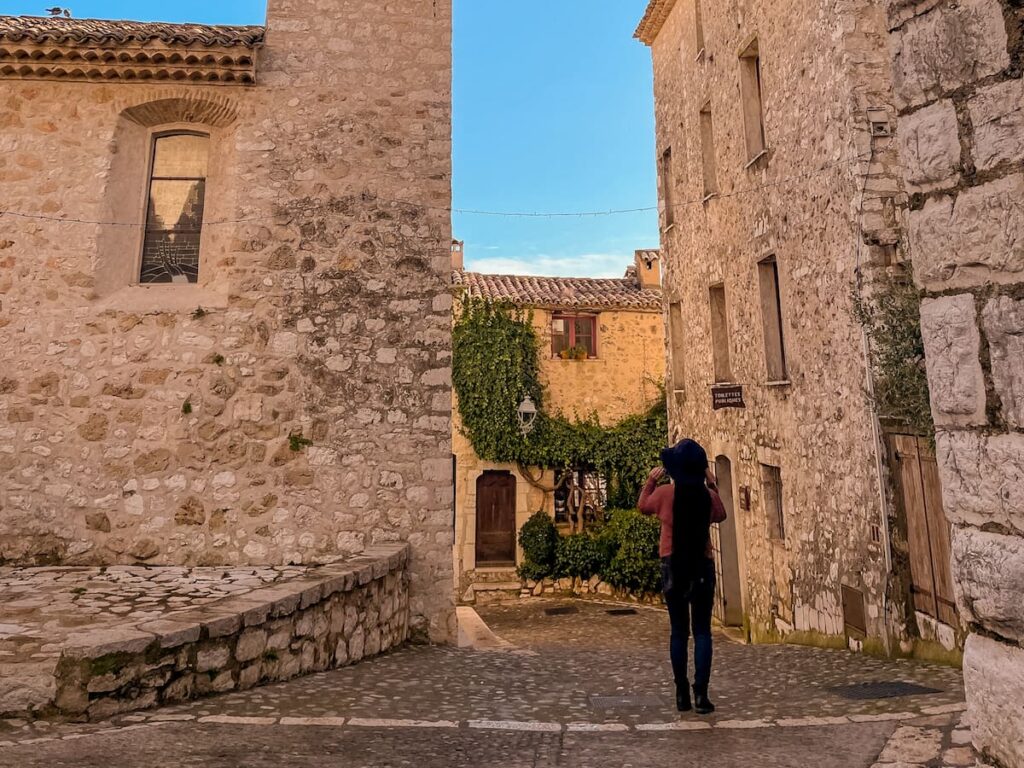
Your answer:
[650,0,901,642]
[451,305,665,584]
[0,0,455,643]
[885,0,1024,763]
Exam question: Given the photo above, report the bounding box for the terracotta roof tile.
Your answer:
[634,0,678,45]
[452,270,662,312]
[0,16,265,48]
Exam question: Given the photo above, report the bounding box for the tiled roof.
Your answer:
[634,0,678,45]
[0,16,265,47]
[452,270,663,312]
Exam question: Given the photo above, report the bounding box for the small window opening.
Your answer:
[660,148,675,228]
[694,0,705,58]
[700,102,719,198]
[140,132,209,284]
[669,301,686,392]
[761,464,785,540]
[552,314,598,359]
[758,257,788,381]
[709,284,732,383]
[739,39,767,161]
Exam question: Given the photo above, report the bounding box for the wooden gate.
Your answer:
[475,471,517,567]
[890,435,957,626]
[711,456,744,627]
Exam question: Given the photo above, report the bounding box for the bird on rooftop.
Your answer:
[45,7,71,17]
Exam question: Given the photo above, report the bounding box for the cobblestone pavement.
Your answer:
[0,564,312,653]
[0,599,975,767]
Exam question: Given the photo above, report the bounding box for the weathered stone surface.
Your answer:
[0,0,455,644]
[897,99,961,191]
[919,295,987,426]
[234,629,268,663]
[952,526,1024,642]
[963,634,1024,768]
[982,295,1024,429]
[910,175,1024,290]
[877,725,944,763]
[889,0,1009,108]
[969,77,1024,173]
[935,431,1024,534]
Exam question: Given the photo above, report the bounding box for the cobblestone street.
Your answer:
[0,600,974,767]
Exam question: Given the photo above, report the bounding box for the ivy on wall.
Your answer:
[852,270,934,439]
[452,298,667,509]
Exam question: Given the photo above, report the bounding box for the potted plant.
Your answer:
[572,344,589,361]
[559,348,573,360]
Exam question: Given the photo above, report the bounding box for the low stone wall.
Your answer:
[464,574,661,607]
[48,544,409,721]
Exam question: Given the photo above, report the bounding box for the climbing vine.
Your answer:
[852,270,934,439]
[452,298,667,508]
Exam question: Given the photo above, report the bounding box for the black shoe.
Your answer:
[676,685,692,713]
[693,687,715,715]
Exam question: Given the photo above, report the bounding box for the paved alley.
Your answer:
[0,600,974,767]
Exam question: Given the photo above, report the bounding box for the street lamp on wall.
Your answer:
[517,395,538,437]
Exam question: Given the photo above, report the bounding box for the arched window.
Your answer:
[140,132,209,284]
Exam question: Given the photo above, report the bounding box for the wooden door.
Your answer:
[475,471,517,566]
[891,435,958,626]
[712,456,745,627]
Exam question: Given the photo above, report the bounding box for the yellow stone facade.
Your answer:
[451,254,665,600]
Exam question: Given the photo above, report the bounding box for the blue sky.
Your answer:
[3,0,659,278]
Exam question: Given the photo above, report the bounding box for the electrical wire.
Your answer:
[0,149,874,228]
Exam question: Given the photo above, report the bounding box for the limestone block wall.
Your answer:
[885,0,1024,763]
[647,0,903,644]
[0,0,454,643]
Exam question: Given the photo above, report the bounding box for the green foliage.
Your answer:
[853,273,934,438]
[517,511,558,579]
[555,533,607,579]
[598,509,662,594]
[516,509,661,595]
[452,298,667,505]
[288,432,313,452]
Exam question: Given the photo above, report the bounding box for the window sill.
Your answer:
[695,47,706,63]
[702,192,718,204]
[745,149,769,169]
[94,284,229,315]
[765,379,792,388]
[662,223,676,234]
[552,357,602,363]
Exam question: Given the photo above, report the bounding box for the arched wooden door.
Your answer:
[475,471,517,567]
[712,456,744,627]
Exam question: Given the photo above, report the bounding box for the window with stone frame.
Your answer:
[708,284,732,382]
[694,0,705,58]
[669,301,687,393]
[739,38,767,162]
[761,463,785,540]
[699,102,719,198]
[758,256,788,381]
[660,147,676,228]
[140,132,210,284]
[552,314,598,359]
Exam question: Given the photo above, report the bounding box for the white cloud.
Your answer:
[466,252,633,279]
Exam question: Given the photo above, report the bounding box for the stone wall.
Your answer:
[0,0,455,642]
[644,0,909,645]
[50,544,410,721]
[884,0,1024,764]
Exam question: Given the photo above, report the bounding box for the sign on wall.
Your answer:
[712,385,745,410]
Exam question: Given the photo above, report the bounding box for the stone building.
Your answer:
[634,0,966,654]
[0,3,455,643]
[451,248,664,600]
[883,0,1024,764]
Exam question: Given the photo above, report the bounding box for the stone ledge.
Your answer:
[17,544,410,722]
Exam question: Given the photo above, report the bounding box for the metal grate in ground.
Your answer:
[605,608,638,616]
[828,681,943,700]
[544,606,579,616]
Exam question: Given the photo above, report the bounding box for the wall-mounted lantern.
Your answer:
[517,395,538,437]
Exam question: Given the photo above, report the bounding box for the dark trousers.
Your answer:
[662,556,716,692]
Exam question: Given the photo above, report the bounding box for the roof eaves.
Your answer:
[634,0,679,46]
